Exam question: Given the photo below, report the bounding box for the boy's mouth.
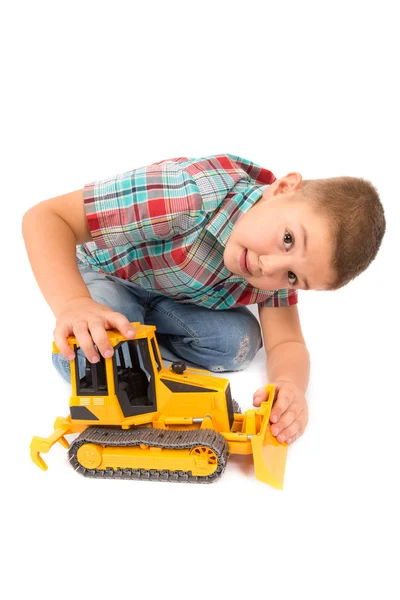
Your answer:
[240,249,252,276]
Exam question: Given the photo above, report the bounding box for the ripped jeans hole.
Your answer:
[235,336,251,365]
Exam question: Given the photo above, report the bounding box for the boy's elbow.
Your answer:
[22,197,91,246]
[22,205,35,236]
[22,202,52,243]
[22,204,42,236]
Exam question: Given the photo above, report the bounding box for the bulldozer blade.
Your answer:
[250,385,288,489]
[251,429,288,489]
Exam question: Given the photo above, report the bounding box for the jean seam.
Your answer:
[151,304,200,345]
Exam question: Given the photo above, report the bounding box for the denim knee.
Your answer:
[208,328,262,372]
[52,351,86,384]
[180,312,263,373]
[52,352,71,383]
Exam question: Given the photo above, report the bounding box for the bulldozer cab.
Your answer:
[74,335,161,417]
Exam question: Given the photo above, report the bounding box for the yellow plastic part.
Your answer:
[226,385,288,488]
[30,417,73,471]
[76,443,103,469]
[75,442,218,476]
[250,386,288,489]
[32,325,289,488]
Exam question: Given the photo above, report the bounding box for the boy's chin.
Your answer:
[223,257,237,276]
[222,251,231,271]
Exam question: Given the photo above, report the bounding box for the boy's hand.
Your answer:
[54,297,136,363]
[253,380,309,444]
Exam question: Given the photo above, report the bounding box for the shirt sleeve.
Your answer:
[257,288,298,308]
[83,159,205,248]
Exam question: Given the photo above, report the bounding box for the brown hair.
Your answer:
[300,177,386,289]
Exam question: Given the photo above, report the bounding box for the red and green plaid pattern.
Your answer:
[77,154,298,309]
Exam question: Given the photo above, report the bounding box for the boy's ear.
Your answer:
[272,172,302,196]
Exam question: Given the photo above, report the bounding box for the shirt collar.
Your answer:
[207,184,267,247]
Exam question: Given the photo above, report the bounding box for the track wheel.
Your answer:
[189,445,218,475]
[77,443,103,469]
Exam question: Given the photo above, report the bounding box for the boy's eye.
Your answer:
[284,231,294,250]
[288,271,297,285]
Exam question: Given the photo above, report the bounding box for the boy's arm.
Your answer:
[22,190,135,361]
[255,304,310,444]
[259,304,310,392]
[22,190,92,315]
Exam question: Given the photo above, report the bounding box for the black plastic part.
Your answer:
[160,379,218,393]
[74,345,108,397]
[113,339,157,417]
[171,360,187,374]
[225,384,234,430]
[70,406,99,421]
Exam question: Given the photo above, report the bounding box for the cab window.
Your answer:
[75,348,108,396]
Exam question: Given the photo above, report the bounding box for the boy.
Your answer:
[22,153,385,445]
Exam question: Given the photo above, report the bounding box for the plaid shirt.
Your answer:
[77,153,298,309]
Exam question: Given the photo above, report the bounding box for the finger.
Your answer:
[106,311,136,339]
[270,391,293,424]
[280,405,309,443]
[270,406,300,436]
[94,311,137,357]
[87,318,115,359]
[277,422,301,443]
[286,431,301,445]
[276,412,306,443]
[253,387,267,407]
[54,322,75,360]
[273,402,303,431]
[73,322,99,362]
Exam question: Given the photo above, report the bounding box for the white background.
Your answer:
[2,1,399,598]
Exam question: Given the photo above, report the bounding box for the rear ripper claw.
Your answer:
[30,436,50,471]
[30,420,72,471]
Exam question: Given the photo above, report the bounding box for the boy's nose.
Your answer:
[258,254,294,277]
[259,255,281,276]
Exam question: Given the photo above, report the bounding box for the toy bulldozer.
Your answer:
[31,323,288,489]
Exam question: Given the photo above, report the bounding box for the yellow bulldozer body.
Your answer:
[31,323,288,489]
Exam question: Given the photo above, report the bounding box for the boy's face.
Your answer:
[223,173,335,291]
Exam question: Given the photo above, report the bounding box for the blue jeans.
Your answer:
[52,262,262,382]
